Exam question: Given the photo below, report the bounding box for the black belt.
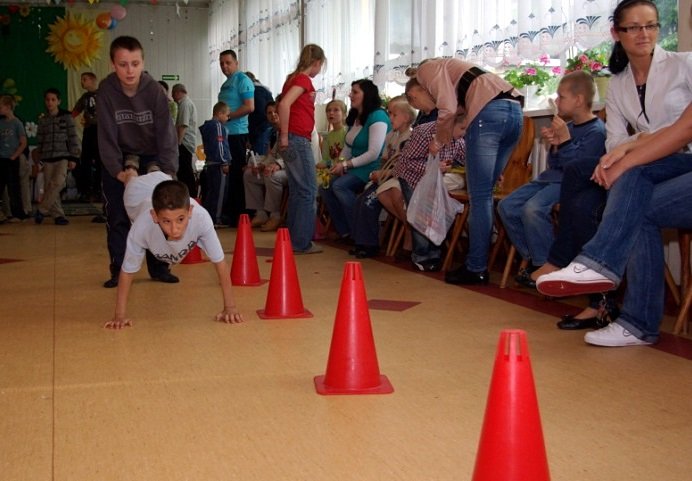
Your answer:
[456,66,486,108]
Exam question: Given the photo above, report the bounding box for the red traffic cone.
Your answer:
[472,329,550,481]
[181,244,205,264]
[231,213,263,286]
[314,261,393,395]
[257,228,312,319]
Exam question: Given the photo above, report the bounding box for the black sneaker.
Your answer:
[152,273,180,284]
[34,211,45,224]
[54,216,70,225]
[103,277,118,288]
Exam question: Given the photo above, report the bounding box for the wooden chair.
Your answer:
[442,116,536,272]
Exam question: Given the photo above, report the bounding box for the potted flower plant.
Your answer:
[503,58,562,108]
[566,48,611,100]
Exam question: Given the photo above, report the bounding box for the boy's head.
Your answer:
[44,88,61,114]
[387,96,416,132]
[265,101,279,128]
[556,70,596,115]
[219,50,239,77]
[325,99,347,128]
[404,77,436,114]
[151,180,192,241]
[212,101,231,122]
[0,94,16,115]
[80,72,97,91]
[110,36,144,90]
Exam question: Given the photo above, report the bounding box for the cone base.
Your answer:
[232,278,267,287]
[256,308,313,319]
[181,258,206,264]
[313,375,394,395]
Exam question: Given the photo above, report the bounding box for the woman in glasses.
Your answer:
[535,0,692,346]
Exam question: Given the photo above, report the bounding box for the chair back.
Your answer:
[495,116,535,196]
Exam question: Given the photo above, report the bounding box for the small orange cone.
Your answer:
[181,244,205,264]
[257,228,312,319]
[231,213,263,286]
[472,329,550,481]
[314,261,393,395]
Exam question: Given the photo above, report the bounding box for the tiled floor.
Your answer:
[1,216,690,481]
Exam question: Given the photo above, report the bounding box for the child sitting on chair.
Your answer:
[497,70,606,288]
[105,170,244,329]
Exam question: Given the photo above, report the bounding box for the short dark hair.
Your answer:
[152,180,190,212]
[265,100,277,113]
[81,72,97,81]
[110,36,144,61]
[158,80,169,92]
[219,49,238,61]
[44,87,61,100]
[213,101,230,116]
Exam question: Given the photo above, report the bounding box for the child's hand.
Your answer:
[216,306,244,324]
[104,316,132,329]
[222,164,229,175]
[550,116,570,144]
[68,161,77,171]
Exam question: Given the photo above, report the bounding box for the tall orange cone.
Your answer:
[314,261,393,395]
[231,213,263,286]
[181,199,205,264]
[472,329,550,481]
[257,228,312,319]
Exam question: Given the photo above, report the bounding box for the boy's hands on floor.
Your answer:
[216,307,244,324]
[104,317,133,329]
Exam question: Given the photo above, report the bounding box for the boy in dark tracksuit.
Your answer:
[96,35,179,288]
[199,101,232,224]
[34,88,80,225]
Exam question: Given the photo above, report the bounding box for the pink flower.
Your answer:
[525,67,537,76]
[579,54,589,64]
[591,62,603,72]
[551,66,563,75]
[539,54,550,65]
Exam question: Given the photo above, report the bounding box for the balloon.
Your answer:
[110,5,127,21]
[96,12,112,30]
[108,18,118,30]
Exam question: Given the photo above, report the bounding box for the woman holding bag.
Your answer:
[407,59,523,284]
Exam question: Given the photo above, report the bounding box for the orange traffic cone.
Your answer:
[231,213,263,286]
[472,329,550,481]
[181,244,205,264]
[257,228,312,319]
[314,261,393,395]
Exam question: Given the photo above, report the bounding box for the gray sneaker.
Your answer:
[293,242,323,255]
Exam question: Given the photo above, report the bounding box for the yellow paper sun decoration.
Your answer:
[46,12,103,70]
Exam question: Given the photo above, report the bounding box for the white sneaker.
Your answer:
[584,322,653,347]
[536,262,615,297]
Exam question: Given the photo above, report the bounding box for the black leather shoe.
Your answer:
[445,265,489,285]
[103,277,118,288]
[556,315,601,330]
[355,246,379,259]
[514,267,537,289]
[152,273,180,284]
[413,259,441,272]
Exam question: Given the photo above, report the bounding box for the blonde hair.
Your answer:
[387,96,416,126]
[325,99,347,115]
[286,44,326,82]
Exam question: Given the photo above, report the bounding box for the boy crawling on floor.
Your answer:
[105,170,244,329]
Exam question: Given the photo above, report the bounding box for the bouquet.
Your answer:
[503,62,562,95]
[565,49,610,77]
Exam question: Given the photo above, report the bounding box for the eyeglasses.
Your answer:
[615,23,660,34]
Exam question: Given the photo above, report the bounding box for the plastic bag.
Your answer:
[406,154,463,245]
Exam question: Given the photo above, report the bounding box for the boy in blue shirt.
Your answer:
[199,101,232,224]
[497,71,606,288]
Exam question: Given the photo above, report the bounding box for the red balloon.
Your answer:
[96,12,112,30]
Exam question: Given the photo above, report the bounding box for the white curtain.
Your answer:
[208,0,242,103]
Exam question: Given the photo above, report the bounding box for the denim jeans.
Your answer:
[400,178,441,263]
[464,99,523,272]
[497,181,560,267]
[283,133,317,251]
[617,164,692,342]
[575,154,692,282]
[320,172,365,237]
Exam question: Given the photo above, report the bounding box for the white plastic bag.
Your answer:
[406,154,463,245]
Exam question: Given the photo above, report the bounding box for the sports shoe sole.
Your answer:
[537,279,615,297]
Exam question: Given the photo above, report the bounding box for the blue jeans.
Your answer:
[400,178,441,263]
[497,181,560,267]
[351,183,382,248]
[547,157,605,267]
[283,133,317,251]
[464,99,523,272]
[617,164,692,342]
[320,172,365,237]
[576,154,692,282]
